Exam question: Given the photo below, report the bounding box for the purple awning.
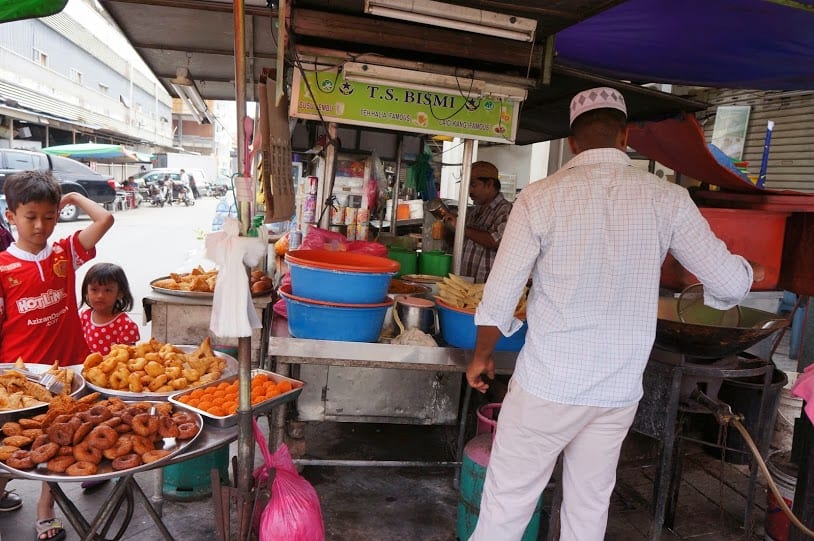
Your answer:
[558,0,814,90]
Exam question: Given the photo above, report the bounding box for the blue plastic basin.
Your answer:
[437,299,527,351]
[280,285,392,343]
[286,250,399,304]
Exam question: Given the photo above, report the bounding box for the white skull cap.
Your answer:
[569,87,627,127]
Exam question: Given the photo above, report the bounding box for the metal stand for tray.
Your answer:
[49,476,164,541]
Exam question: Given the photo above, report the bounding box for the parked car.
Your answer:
[0,148,117,221]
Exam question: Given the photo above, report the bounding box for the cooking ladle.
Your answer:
[676,283,741,326]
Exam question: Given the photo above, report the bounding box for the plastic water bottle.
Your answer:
[288,215,302,250]
[211,199,229,231]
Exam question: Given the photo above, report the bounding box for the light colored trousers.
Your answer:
[470,379,639,541]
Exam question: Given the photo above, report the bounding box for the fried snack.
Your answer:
[0,445,19,461]
[0,359,76,411]
[436,273,528,318]
[157,267,219,293]
[81,337,226,394]
[155,266,270,295]
[3,435,32,447]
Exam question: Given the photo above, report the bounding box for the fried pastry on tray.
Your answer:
[152,278,181,290]
[0,360,75,411]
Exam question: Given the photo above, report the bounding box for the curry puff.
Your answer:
[0,360,74,411]
[153,266,219,293]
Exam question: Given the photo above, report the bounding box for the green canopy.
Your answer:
[0,0,67,24]
[42,143,152,164]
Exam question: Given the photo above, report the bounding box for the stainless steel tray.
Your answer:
[150,276,273,298]
[0,401,203,482]
[83,346,237,401]
[0,364,86,425]
[150,275,214,298]
[168,369,304,427]
[401,274,445,284]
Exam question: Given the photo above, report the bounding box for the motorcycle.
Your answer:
[172,182,195,207]
[148,183,165,207]
[205,183,229,198]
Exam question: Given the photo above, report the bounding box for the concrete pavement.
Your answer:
[53,195,224,339]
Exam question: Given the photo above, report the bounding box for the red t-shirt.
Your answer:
[0,233,94,366]
[79,309,140,356]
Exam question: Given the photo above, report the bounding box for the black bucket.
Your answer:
[702,368,787,464]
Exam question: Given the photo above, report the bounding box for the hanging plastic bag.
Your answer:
[252,419,325,541]
[300,227,348,251]
[346,240,387,257]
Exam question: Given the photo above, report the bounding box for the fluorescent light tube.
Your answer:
[342,62,527,101]
[344,62,484,96]
[365,0,536,42]
[170,70,213,124]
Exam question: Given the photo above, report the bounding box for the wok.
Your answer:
[655,297,788,359]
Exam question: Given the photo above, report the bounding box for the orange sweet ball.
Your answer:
[180,374,296,415]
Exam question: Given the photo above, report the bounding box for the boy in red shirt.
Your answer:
[0,170,113,540]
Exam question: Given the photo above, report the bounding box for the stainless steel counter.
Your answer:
[268,334,519,474]
[269,336,519,373]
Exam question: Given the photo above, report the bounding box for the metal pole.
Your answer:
[318,122,338,230]
[390,134,403,235]
[452,139,474,275]
[233,2,254,540]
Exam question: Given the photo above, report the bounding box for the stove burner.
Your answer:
[649,347,771,413]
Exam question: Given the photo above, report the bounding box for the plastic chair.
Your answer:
[113,192,129,211]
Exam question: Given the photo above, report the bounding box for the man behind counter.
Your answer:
[443,161,512,283]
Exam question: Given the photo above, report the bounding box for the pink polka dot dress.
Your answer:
[80,309,141,355]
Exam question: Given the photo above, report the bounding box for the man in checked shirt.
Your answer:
[466,87,765,541]
[443,161,513,283]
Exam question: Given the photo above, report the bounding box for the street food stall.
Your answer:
[6,0,809,539]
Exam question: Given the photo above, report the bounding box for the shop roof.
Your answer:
[103,0,793,144]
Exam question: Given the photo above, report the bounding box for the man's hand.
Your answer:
[750,261,766,283]
[467,353,495,393]
[468,326,502,392]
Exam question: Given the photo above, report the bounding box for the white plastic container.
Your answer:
[407,199,424,219]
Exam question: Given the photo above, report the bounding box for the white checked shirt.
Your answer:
[475,148,753,407]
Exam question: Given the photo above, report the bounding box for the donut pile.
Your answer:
[0,394,198,476]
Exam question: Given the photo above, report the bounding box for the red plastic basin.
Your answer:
[661,208,788,291]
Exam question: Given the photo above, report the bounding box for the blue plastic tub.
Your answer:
[436,299,527,351]
[279,285,393,342]
[286,250,399,304]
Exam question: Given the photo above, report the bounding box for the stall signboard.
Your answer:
[290,68,520,144]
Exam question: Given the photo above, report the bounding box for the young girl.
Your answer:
[80,263,140,355]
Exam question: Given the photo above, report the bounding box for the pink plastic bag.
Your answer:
[252,420,325,541]
[300,227,347,251]
[346,240,387,257]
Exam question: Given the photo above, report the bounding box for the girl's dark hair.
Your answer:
[81,263,134,313]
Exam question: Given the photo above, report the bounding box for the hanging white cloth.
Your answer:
[205,217,267,337]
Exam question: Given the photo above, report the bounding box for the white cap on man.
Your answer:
[569,87,627,128]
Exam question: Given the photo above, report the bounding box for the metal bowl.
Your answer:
[83,346,237,401]
[0,364,86,425]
